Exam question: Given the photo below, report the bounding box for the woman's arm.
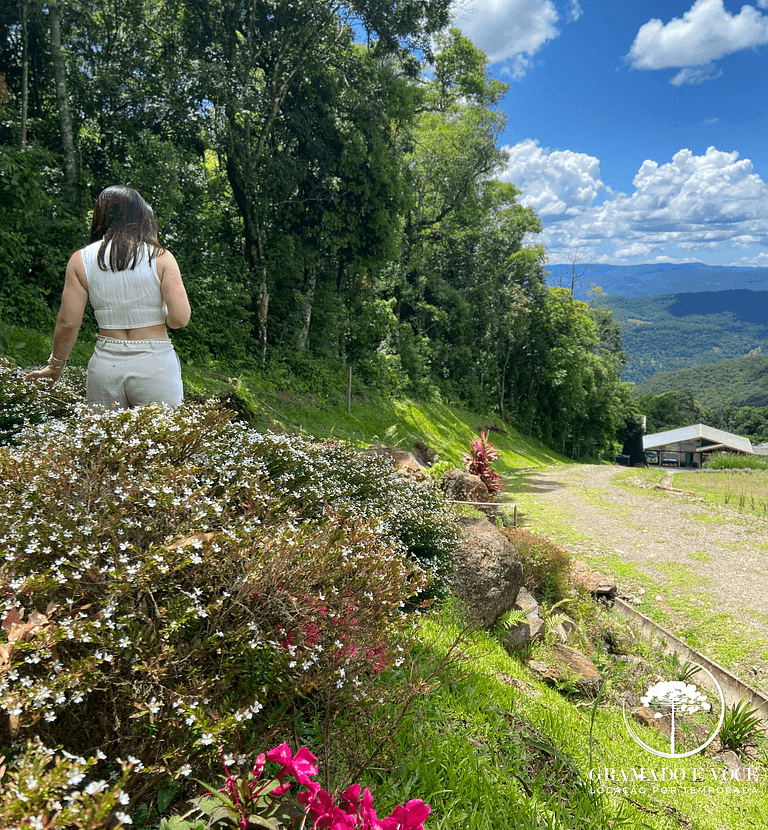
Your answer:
[25,251,88,383]
[157,250,191,329]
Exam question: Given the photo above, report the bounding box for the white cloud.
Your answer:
[627,0,768,83]
[454,0,560,67]
[670,64,722,86]
[503,143,768,262]
[500,139,607,216]
[568,0,583,23]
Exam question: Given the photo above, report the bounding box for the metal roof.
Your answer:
[642,423,754,455]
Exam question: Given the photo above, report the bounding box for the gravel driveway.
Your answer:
[514,464,768,688]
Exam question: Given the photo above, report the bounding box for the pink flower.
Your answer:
[315,807,357,830]
[360,788,383,828]
[252,753,266,777]
[380,800,431,830]
[266,743,318,786]
[339,783,361,816]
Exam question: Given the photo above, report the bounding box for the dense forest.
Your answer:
[0,0,639,459]
[593,290,768,384]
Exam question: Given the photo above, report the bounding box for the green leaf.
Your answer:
[158,778,181,814]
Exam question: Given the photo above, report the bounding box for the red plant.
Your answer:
[462,431,501,494]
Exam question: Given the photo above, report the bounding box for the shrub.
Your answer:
[503,529,571,604]
[703,452,768,471]
[0,402,456,810]
[0,358,85,445]
[162,741,431,830]
[0,741,134,830]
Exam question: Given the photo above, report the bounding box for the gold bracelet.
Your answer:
[47,353,67,368]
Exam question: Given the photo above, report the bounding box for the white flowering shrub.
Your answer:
[0,740,133,830]
[0,358,85,446]
[0,401,457,810]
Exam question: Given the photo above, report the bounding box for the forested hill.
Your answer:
[634,354,768,410]
[548,262,768,301]
[592,289,768,384]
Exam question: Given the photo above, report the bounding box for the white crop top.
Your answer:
[81,239,168,329]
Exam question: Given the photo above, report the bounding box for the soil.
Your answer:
[514,464,768,690]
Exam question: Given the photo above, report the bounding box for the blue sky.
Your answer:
[453,0,768,266]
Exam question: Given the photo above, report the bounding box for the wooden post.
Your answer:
[514,505,518,528]
[347,365,352,413]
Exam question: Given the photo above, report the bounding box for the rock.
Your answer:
[452,518,524,628]
[365,446,425,479]
[541,644,601,697]
[631,706,682,745]
[528,660,549,674]
[502,587,545,651]
[571,560,618,598]
[412,439,438,467]
[440,469,491,505]
[550,616,580,645]
[713,750,755,781]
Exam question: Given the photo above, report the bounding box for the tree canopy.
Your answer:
[0,3,635,458]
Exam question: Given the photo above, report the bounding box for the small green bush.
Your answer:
[719,698,763,755]
[704,452,768,471]
[504,528,571,604]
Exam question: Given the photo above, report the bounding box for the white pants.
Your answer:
[87,337,183,409]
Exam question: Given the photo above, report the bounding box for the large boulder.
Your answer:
[440,468,490,504]
[365,446,425,480]
[452,518,524,628]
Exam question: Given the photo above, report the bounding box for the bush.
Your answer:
[503,529,571,604]
[704,452,768,471]
[0,401,458,810]
[0,741,134,830]
[0,358,85,445]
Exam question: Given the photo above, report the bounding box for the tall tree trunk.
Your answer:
[20,0,29,149]
[48,1,76,191]
[296,265,317,352]
[257,276,269,364]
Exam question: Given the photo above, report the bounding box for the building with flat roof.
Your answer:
[642,424,754,467]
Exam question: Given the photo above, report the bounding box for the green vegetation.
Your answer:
[594,290,768,387]
[635,357,768,425]
[1,5,638,461]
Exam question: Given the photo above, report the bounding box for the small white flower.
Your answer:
[179,764,192,777]
[200,733,214,746]
[114,810,133,825]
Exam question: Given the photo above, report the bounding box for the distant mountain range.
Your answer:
[547,262,768,301]
[592,289,768,385]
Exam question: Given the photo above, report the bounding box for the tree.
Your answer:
[177,0,451,362]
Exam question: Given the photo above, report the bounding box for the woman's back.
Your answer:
[81,239,168,330]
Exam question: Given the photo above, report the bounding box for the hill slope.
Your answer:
[634,353,768,409]
[592,289,768,384]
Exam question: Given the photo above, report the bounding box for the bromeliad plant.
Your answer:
[162,742,430,830]
[462,431,501,494]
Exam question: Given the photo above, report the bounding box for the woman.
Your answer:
[26,185,191,408]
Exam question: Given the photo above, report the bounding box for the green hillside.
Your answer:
[594,290,768,384]
[634,353,768,410]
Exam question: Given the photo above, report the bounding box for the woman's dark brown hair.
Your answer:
[90,185,164,271]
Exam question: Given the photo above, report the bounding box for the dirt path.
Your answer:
[515,464,768,688]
